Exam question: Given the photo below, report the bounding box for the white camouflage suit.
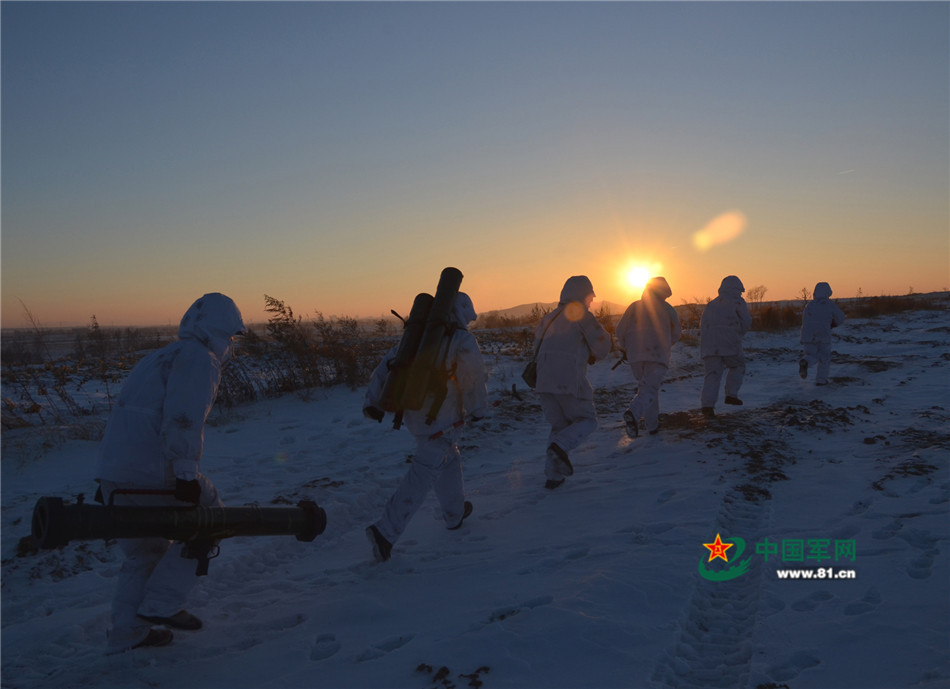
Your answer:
[616,277,682,433]
[700,276,752,409]
[365,293,489,546]
[95,293,245,653]
[800,282,846,384]
[534,276,612,481]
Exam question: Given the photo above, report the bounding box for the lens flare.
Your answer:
[693,211,748,251]
[564,301,586,322]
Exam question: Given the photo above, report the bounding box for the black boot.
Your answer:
[447,501,474,530]
[366,525,393,562]
[132,628,174,649]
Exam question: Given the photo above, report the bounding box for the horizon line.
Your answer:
[3,291,946,332]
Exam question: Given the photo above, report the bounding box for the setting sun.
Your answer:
[625,265,652,292]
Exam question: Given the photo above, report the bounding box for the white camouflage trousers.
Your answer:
[801,341,832,384]
[374,432,466,545]
[627,361,668,432]
[701,355,746,408]
[539,393,597,480]
[98,475,222,653]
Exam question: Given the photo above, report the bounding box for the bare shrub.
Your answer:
[753,304,800,332]
[596,303,616,338]
[746,285,768,312]
[258,296,392,394]
[676,298,709,331]
[474,303,552,330]
[798,286,812,309]
[313,312,388,389]
[846,294,943,318]
[263,294,324,392]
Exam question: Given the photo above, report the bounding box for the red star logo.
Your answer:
[703,533,734,562]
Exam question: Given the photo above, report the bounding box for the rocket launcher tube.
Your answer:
[378,292,434,415]
[31,496,327,550]
[403,267,463,413]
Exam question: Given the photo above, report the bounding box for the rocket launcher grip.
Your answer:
[402,267,463,413]
[31,495,327,574]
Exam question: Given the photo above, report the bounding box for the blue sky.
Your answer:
[2,1,948,327]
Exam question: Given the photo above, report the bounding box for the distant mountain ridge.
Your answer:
[479,300,629,321]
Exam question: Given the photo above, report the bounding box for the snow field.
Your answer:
[2,303,948,688]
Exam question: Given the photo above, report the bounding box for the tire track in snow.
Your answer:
[651,485,770,689]
[649,405,799,689]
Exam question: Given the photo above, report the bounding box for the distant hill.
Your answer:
[473,291,950,330]
[474,300,629,328]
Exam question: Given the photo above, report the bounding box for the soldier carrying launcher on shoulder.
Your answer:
[363,268,489,562]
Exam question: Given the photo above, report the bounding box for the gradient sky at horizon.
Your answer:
[2,1,948,328]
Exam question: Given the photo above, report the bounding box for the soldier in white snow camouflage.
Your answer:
[699,276,752,417]
[533,276,611,489]
[799,281,846,385]
[363,292,489,562]
[616,277,682,437]
[95,293,246,653]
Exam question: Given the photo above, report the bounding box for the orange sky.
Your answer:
[3,3,948,329]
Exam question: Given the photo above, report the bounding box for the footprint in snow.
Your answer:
[767,650,821,683]
[843,587,882,616]
[486,595,553,624]
[871,519,903,541]
[355,634,415,663]
[517,546,589,575]
[908,551,936,579]
[310,634,341,661]
[791,590,834,612]
[830,522,861,541]
[759,594,786,617]
[267,613,306,631]
[927,481,950,506]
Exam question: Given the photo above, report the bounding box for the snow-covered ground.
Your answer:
[2,302,949,689]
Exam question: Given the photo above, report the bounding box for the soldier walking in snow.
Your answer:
[533,276,611,489]
[699,276,752,417]
[616,277,682,437]
[363,292,488,562]
[799,281,846,385]
[95,293,246,653]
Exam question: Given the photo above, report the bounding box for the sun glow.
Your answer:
[626,266,651,291]
[624,263,654,294]
[612,257,665,301]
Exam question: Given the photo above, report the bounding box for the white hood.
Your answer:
[178,293,246,363]
[813,282,833,301]
[452,292,477,329]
